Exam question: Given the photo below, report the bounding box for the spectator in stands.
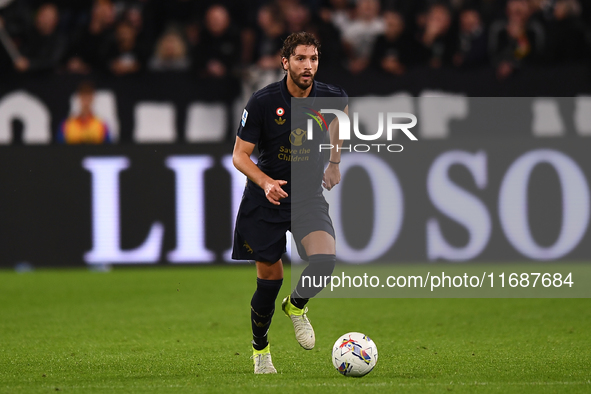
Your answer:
[489,0,545,79]
[120,3,153,62]
[283,1,345,68]
[415,3,455,68]
[341,0,384,74]
[121,3,142,31]
[527,0,553,27]
[65,0,115,74]
[370,10,411,75]
[319,0,353,34]
[548,0,589,63]
[241,4,286,100]
[148,27,190,72]
[453,7,488,68]
[311,4,346,69]
[0,0,32,41]
[14,3,66,73]
[103,19,144,75]
[284,1,313,34]
[58,81,111,144]
[252,4,285,70]
[141,0,200,47]
[193,4,240,79]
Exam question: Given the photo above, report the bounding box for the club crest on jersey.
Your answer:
[275,107,286,125]
[276,107,285,116]
[289,128,306,146]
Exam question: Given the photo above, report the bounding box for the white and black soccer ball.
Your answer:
[331,332,378,377]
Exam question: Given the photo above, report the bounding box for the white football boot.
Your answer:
[252,344,277,374]
[281,295,315,350]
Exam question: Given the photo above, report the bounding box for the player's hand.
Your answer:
[264,179,288,205]
[323,163,340,191]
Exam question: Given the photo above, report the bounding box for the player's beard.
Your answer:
[289,67,315,91]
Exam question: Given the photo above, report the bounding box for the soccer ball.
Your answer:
[331,332,378,377]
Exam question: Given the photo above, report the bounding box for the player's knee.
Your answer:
[256,259,284,280]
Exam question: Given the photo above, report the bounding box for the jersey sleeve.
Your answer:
[237,94,264,144]
[339,87,349,111]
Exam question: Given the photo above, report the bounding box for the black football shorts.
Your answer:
[232,194,335,263]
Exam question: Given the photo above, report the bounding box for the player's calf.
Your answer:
[251,278,283,351]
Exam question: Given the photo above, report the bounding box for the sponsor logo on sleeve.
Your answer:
[241,109,248,127]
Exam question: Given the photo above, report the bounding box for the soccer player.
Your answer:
[232,32,348,374]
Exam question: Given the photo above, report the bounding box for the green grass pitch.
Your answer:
[1,266,590,393]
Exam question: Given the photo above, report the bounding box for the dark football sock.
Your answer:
[291,254,336,309]
[251,278,283,350]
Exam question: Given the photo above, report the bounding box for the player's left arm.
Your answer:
[323,105,348,191]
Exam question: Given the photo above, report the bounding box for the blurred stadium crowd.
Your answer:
[0,0,589,83]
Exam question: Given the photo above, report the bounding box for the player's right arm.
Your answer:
[233,136,288,206]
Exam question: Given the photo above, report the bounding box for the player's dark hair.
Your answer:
[280,32,321,71]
